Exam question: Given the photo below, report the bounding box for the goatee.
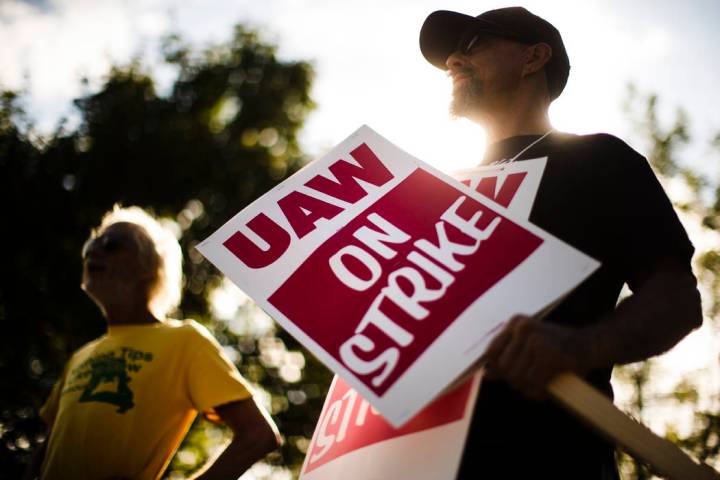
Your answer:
[450,77,484,119]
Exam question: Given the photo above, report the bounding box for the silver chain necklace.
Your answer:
[492,129,554,165]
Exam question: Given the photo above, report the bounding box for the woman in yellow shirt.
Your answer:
[25,205,280,480]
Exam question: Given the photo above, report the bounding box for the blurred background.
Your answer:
[0,0,718,478]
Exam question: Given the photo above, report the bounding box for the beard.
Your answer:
[449,76,485,119]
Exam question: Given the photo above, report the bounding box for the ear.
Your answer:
[522,43,552,76]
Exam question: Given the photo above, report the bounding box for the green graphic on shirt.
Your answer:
[79,355,135,413]
[64,347,153,414]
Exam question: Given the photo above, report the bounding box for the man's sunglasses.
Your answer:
[460,27,531,55]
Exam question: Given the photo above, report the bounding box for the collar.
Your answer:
[482,134,549,165]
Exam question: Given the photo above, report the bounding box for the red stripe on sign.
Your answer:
[268,168,542,395]
[303,377,474,474]
[474,171,527,207]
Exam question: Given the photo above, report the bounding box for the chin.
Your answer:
[82,278,105,304]
[450,97,482,120]
[81,273,96,294]
[451,78,484,112]
[81,282,98,302]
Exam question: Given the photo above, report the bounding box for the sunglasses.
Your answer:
[460,28,531,55]
[81,232,135,258]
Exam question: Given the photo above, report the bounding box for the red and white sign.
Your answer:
[198,126,598,425]
[300,374,481,479]
[454,157,547,220]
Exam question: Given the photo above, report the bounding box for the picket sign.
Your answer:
[300,374,481,479]
[198,125,599,426]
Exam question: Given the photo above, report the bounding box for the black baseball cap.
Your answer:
[419,7,570,99]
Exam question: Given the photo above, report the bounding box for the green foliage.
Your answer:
[613,360,655,420]
[614,88,720,478]
[704,184,720,231]
[0,25,330,479]
[670,378,701,405]
[167,416,229,478]
[624,85,690,178]
[698,250,720,318]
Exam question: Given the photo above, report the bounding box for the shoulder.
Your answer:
[559,133,642,158]
[550,132,649,173]
[172,319,222,347]
[69,335,107,362]
[175,318,213,336]
[151,318,206,336]
[553,132,638,154]
[55,335,109,380]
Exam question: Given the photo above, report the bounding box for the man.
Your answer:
[25,206,280,480]
[419,7,702,478]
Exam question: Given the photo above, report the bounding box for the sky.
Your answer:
[2,0,720,423]
[1,0,719,175]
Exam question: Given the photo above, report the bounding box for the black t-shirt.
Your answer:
[457,132,694,479]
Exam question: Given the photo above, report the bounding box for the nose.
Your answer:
[445,50,468,71]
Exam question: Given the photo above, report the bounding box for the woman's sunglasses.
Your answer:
[81,233,134,259]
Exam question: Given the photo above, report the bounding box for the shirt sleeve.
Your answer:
[598,135,694,287]
[39,364,69,427]
[185,322,253,419]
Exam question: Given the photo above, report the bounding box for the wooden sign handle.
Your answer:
[548,373,719,480]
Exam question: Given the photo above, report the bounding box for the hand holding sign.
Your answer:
[481,314,590,400]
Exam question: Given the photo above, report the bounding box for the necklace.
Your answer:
[492,129,554,165]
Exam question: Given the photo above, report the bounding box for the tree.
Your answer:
[613,87,720,479]
[0,25,331,479]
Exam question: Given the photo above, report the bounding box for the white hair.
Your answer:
[95,205,183,318]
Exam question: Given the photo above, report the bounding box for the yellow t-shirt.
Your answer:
[39,319,252,480]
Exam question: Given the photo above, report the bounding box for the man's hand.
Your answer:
[481,315,591,401]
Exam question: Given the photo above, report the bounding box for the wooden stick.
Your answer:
[548,373,719,480]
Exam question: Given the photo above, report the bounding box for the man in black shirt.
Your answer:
[419,7,702,478]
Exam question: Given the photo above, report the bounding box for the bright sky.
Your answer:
[3,0,720,440]
[1,0,719,175]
